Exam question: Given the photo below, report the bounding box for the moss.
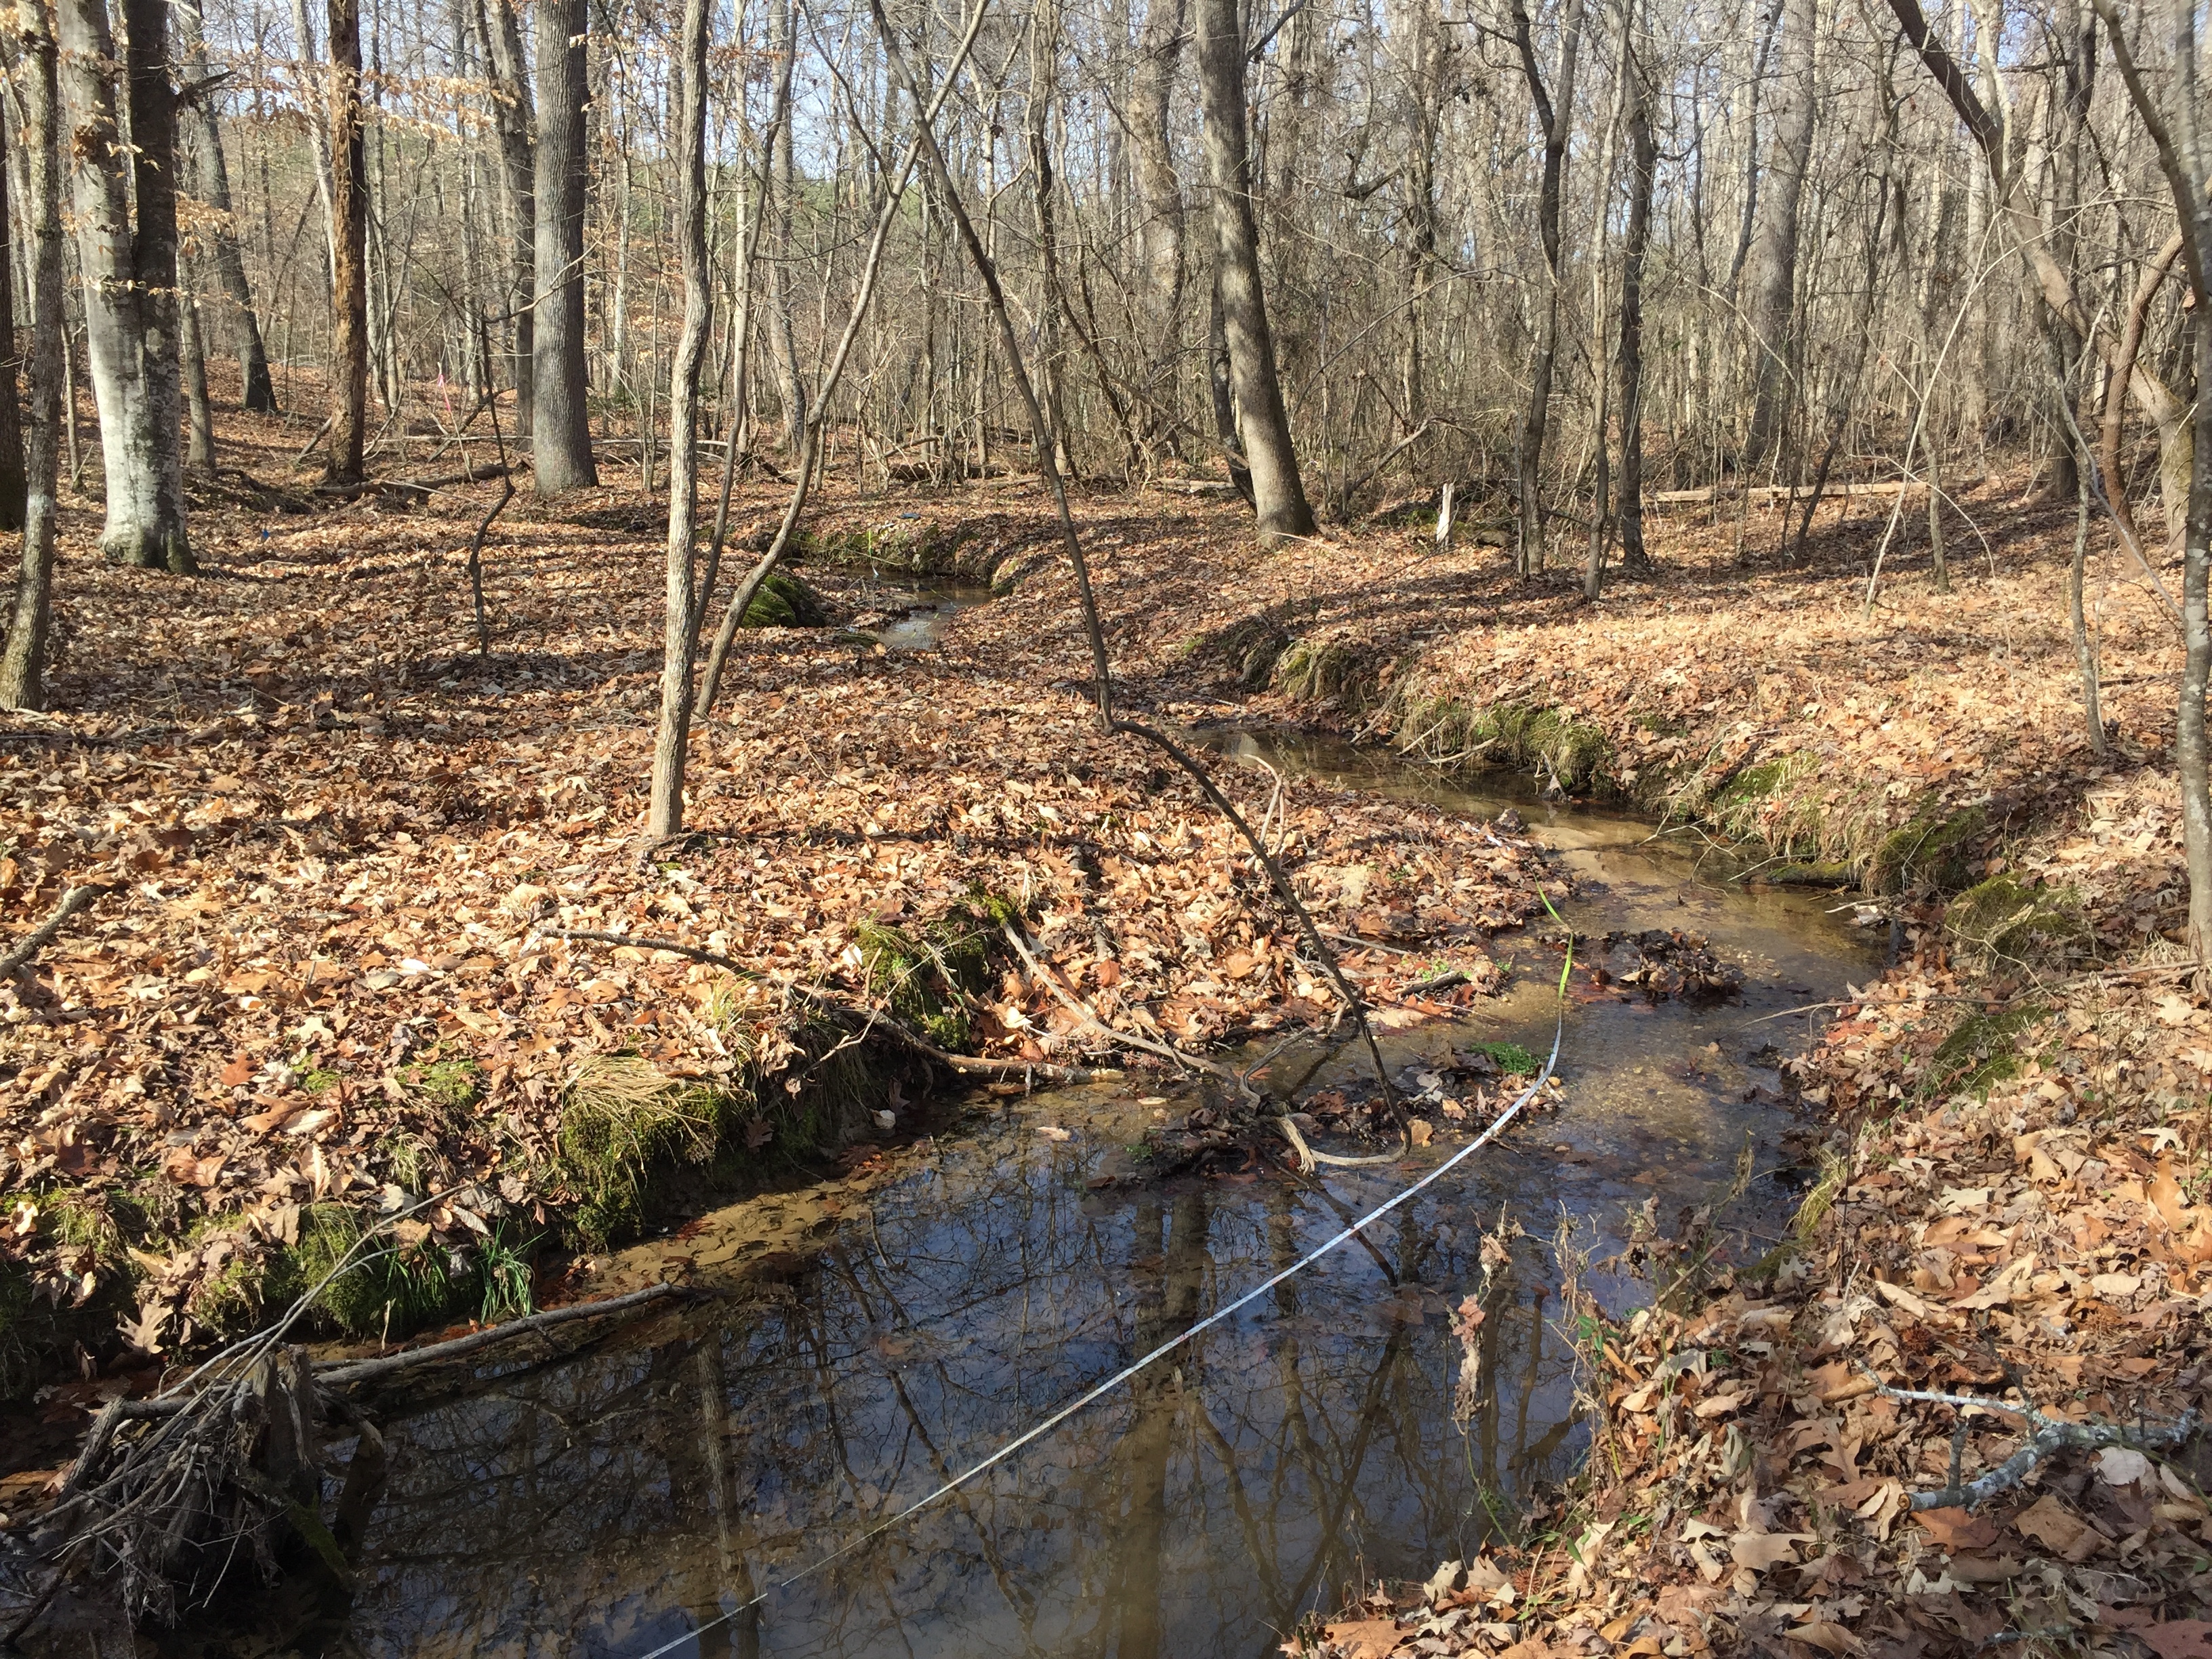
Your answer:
[556,1055,746,1247]
[1468,1040,1540,1076]
[855,894,1012,1050]
[274,1204,470,1339]
[403,1057,484,1112]
[1946,874,2088,960]
[1273,638,1385,711]
[299,1066,341,1094]
[1929,1005,2047,1098]
[740,569,829,628]
[794,518,972,572]
[1867,803,1986,895]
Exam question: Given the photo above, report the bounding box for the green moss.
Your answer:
[299,1066,341,1094]
[1273,638,1385,711]
[1945,874,2087,960]
[794,519,972,572]
[1868,804,1986,895]
[741,569,829,628]
[1929,1006,2047,1098]
[1468,1040,1540,1076]
[556,1055,746,1248]
[274,1204,470,1339]
[1207,615,1292,689]
[855,895,1012,1050]
[402,1057,484,1112]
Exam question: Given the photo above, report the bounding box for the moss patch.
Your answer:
[1273,638,1387,711]
[556,1055,746,1248]
[272,1204,470,1340]
[1929,1005,2047,1098]
[1206,615,1292,689]
[1467,1040,1540,1076]
[1868,803,1986,895]
[1945,874,2087,960]
[741,569,829,628]
[855,893,1019,1049]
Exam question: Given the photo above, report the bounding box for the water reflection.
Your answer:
[321,733,1875,1659]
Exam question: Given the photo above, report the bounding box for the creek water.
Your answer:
[297,702,1876,1659]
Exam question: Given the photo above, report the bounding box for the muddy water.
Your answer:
[324,733,1875,1659]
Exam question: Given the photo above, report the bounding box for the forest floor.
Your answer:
[5,403,2211,1658]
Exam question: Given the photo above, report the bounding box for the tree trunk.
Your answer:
[58,0,191,572]
[531,0,596,493]
[763,0,804,453]
[1615,23,1656,570]
[1129,0,1185,453]
[1743,0,1815,465]
[122,0,190,555]
[1208,269,1253,508]
[324,0,369,485]
[479,0,535,434]
[179,0,276,413]
[649,0,710,839]
[1193,0,1313,543]
[181,279,217,475]
[0,3,64,710]
[1508,0,1586,575]
[0,100,25,532]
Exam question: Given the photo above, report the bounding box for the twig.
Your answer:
[1861,1368,2201,1511]
[0,884,103,977]
[1002,924,1242,1086]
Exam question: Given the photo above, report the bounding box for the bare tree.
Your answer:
[1195,0,1315,542]
[325,0,370,485]
[0,0,64,709]
[179,0,277,413]
[1742,0,1815,466]
[531,0,596,493]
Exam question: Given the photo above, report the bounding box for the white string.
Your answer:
[632,1013,1563,1659]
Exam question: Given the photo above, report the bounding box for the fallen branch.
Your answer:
[1864,1371,2202,1511]
[0,884,104,977]
[316,1282,687,1387]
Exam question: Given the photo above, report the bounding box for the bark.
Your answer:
[478,0,535,433]
[762,0,803,452]
[324,0,369,485]
[180,283,216,475]
[531,0,596,493]
[2043,0,2094,499]
[1743,0,1814,465]
[123,0,189,550]
[1509,0,1586,574]
[1208,268,1254,508]
[1129,0,1186,447]
[1194,0,1315,543]
[1615,22,1656,570]
[2070,464,2106,756]
[0,100,24,532]
[0,1,62,710]
[178,0,276,413]
[58,0,191,572]
[649,0,710,838]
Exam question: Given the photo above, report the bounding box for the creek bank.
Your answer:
[0,478,1562,1407]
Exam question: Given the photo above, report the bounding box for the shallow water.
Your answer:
[321,733,1875,1659]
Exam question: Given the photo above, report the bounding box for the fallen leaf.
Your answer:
[2095,1446,2153,1486]
[1730,1531,1814,1572]
[1322,1618,1404,1659]
[2010,1494,2100,1561]
[1914,1507,2000,1551]
[2142,1622,2212,1659]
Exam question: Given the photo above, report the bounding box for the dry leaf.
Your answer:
[1322,1618,1405,1659]
[1730,1531,1813,1572]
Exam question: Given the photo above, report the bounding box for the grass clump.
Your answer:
[1207,615,1291,689]
[556,1054,745,1247]
[741,569,829,628]
[274,1204,467,1339]
[1273,638,1385,712]
[403,1057,484,1111]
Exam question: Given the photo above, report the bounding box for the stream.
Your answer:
[213,588,1879,1659]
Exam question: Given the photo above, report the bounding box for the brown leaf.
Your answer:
[2142,1622,2212,1659]
[1730,1531,1813,1572]
[1914,1507,1999,1551]
[219,1052,254,1088]
[2010,1494,2100,1561]
[1321,1617,1405,1659]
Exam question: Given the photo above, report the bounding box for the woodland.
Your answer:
[1,0,2211,1653]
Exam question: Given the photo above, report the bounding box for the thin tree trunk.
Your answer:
[1508,0,1586,574]
[531,0,596,493]
[1129,0,1185,458]
[325,0,370,485]
[0,1,64,709]
[1208,270,1253,507]
[2069,465,2106,757]
[123,0,190,557]
[181,276,217,475]
[479,0,535,434]
[1194,0,1313,543]
[1615,16,1656,570]
[763,0,804,452]
[0,100,24,531]
[179,0,276,413]
[1743,0,1814,466]
[649,0,711,838]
